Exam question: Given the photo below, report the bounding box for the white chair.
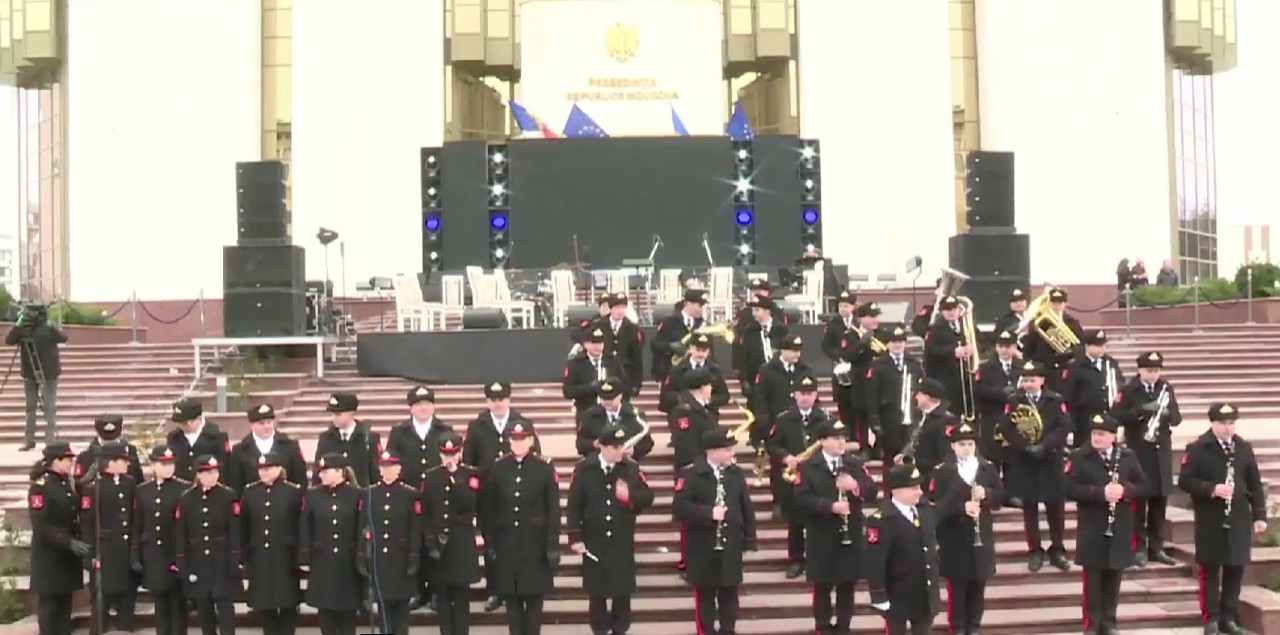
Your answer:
[604,270,641,322]
[657,269,683,306]
[785,260,825,323]
[437,275,468,329]
[392,275,434,332]
[706,267,735,323]
[464,266,486,304]
[489,268,536,328]
[549,269,586,328]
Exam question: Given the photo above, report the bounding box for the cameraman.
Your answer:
[5,304,66,450]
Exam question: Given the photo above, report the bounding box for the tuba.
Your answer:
[672,323,736,365]
[1009,393,1044,444]
[929,267,971,325]
[1020,288,1081,355]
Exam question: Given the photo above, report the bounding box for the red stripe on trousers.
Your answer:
[694,587,704,635]
[1199,565,1209,622]
[678,524,687,570]
[946,578,954,634]
[1081,569,1090,630]
[812,584,820,635]
[1131,499,1139,552]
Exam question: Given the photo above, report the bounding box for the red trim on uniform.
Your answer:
[812,584,820,634]
[1130,500,1139,552]
[678,523,688,570]
[694,587,705,635]
[1198,565,1209,622]
[946,578,954,634]
[1081,570,1090,630]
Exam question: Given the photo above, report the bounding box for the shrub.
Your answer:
[1130,279,1238,308]
[49,303,117,327]
[1235,262,1280,300]
[0,518,25,623]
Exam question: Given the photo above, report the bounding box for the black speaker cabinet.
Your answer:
[948,233,1031,279]
[462,307,508,330]
[962,276,1032,324]
[964,151,1014,229]
[223,288,307,337]
[223,245,305,291]
[565,305,601,328]
[236,161,290,245]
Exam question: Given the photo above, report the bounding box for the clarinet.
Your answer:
[1222,444,1236,530]
[833,459,853,545]
[1104,447,1121,537]
[968,472,984,548]
[713,468,727,551]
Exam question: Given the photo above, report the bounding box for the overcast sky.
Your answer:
[1214,0,1279,226]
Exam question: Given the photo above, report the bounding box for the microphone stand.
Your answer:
[643,237,662,325]
[702,234,715,267]
[339,242,348,339]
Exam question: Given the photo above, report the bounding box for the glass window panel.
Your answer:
[1192,74,1205,112]
[1183,159,1197,207]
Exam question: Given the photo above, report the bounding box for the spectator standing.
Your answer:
[1156,260,1180,287]
[5,304,66,451]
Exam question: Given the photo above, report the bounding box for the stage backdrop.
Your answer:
[519,0,724,136]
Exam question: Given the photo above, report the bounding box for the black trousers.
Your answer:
[812,582,855,633]
[195,597,236,635]
[376,599,411,635]
[588,595,632,635]
[153,589,188,635]
[945,579,987,631]
[883,616,933,635]
[484,552,499,597]
[254,608,299,635]
[417,560,434,604]
[1082,567,1124,630]
[317,609,357,635]
[1022,501,1067,553]
[436,585,472,635]
[1200,564,1246,624]
[89,588,138,634]
[1133,496,1168,553]
[694,585,740,635]
[38,592,74,635]
[504,595,545,635]
[787,521,805,563]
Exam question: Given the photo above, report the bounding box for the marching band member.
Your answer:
[482,423,560,635]
[821,291,858,425]
[239,451,304,635]
[563,327,628,412]
[357,449,422,635]
[928,422,1002,635]
[312,393,381,487]
[997,361,1072,572]
[793,420,877,634]
[132,445,189,635]
[924,296,976,417]
[973,330,1022,473]
[28,442,85,635]
[737,295,790,402]
[834,302,883,452]
[1178,404,1267,635]
[174,455,241,635]
[567,294,612,358]
[668,368,719,577]
[899,378,955,484]
[386,385,452,610]
[227,403,308,494]
[866,326,925,481]
[991,288,1029,338]
[649,288,707,383]
[752,334,812,451]
[599,292,645,391]
[865,465,941,635]
[166,398,231,483]
[1112,351,1183,567]
[1063,329,1125,448]
[75,415,143,483]
[423,432,482,635]
[567,424,655,635]
[1065,414,1147,635]
[79,442,139,635]
[575,378,653,460]
[732,279,784,384]
[909,277,945,338]
[300,454,363,635]
[1020,288,1084,393]
[658,333,731,416]
[765,373,830,579]
[673,428,758,635]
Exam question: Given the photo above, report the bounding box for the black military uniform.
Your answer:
[833,302,884,449]
[1064,414,1147,635]
[422,433,482,635]
[905,379,957,484]
[385,385,452,608]
[737,295,790,393]
[996,361,1072,571]
[598,292,646,391]
[820,290,858,419]
[1020,288,1084,393]
[658,334,731,415]
[793,420,878,635]
[131,445,189,635]
[928,424,1004,635]
[973,330,1022,465]
[28,442,86,635]
[166,398,231,482]
[563,327,629,411]
[865,327,925,469]
[673,429,757,635]
[923,295,971,417]
[464,382,542,611]
[570,294,612,352]
[228,403,309,493]
[240,451,304,635]
[764,374,829,577]
[481,423,560,635]
[865,465,941,635]
[1178,404,1266,635]
[1063,329,1125,448]
[79,443,140,634]
[649,288,708,382]
[312,392,381,487]
[74,415,144,483]
[731,279,785,378]
[1112,351,1183,566]
[990,288,1029,340]
[751,334,812,445]
[174,455,242,635]
[909,278,943,338]
[668,369,720,575]
[299,453,364,635]
[567,425,656,635]
[357,450,423,635]
[575,379,654,460]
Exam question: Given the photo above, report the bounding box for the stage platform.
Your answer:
[356,324,833,383]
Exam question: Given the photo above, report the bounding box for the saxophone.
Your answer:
[713,467,728,551]
[1104,447,1121,537]
[1223,443,1236,530]
[901,419,924,466]
[832,459,853,545]
[782,439,823,485]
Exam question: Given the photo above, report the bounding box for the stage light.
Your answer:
[800,145,816,161]
[426,215,441,233]
[421,146,445,271]
[730,140,756,265]
[736,148,749,161]
[802,208,820,225]
[736,209,754,226]
[489,150,505,165]
[738,244,752,256]
[429,251,440,262]
[491,213,508,231]
[797,138,823,252]
[494,247,506,260]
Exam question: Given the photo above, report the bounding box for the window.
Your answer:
[1171,67,1218,281]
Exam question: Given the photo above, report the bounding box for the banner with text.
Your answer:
[520,0,724,137]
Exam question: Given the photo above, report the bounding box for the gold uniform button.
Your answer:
[202,522,209,528]
[264,542,270,549]
[382,547,389,553]
[155,512,161,518]
[605,515,612,522]
[332,519,338,526]
[384,504,391,511]
[382,519,390,526]
[264,529,270,536]
[204,549,210,555]
[122,534,129,541]
[202,508,208,514]
[514,521,520,527]
[204,536,210,542]
[606,531,612,538]
[154,498,161,505]
[383,533,390,540]
[421,458,427,465]
[443,512,449,519]
[156,539,163,545]
[333,547,340,553]
[265,501,271,508]
[331,505,338,511]
[333,533,340,540]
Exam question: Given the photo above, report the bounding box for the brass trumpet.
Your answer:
[672,323,736,365]
[1022,288,1080,354]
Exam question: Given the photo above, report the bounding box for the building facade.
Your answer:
[0,0,1239,301]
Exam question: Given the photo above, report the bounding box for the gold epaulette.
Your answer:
[31,476,45,487]
[541,455,554,464]
[397,481,416,492]
[174,477,191,485]
[246,480,264,489]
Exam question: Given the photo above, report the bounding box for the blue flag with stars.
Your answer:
[725,101,754,141]
[563,104,609,138]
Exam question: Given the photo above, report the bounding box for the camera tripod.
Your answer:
[0,336,48,410]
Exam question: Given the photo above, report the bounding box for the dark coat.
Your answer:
[792,451,878,584]
[974,356,1021,460]
[1021,312,1084,391]
[595,316,646,394]
[174,483,242,599]
[1177,431,1267,566]
[575,403,653,460]
[562,353,629,411]
[671,459,757,588]
[668,394,718,468]
[385,417,453,490]
[311,424,381,487]
[923,320,967,414]
[1062,354,1125,439]
[1111,378,1183,497]
[751,358,813,444]
[74,439,144,484]
[733,304,787,375]
[79,474,140,594]
[765,405,831,516]
[165,423,231,482]
[298,483,364,611]
[928,458,1003,580]
[4,322,65,379]
[27,469,85,595]
[865,355,925,453]
[1064,446,1147,570]
[482,454,561,597]
[659,359,731,415]
[996,390,1071,503]
[239,479,303,609]
[738,321,790,384]
[461,411,543,473]
[835,325,881,412]
[226,432,308,494]
[421,464,482,587]
[565,454,655,596]
[131,477,189,592]
[864,501,942,621]
[649,312,704,382]
[356,480,422,602]
[905,407,956,483]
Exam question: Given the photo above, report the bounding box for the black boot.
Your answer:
[484,596,503,612]
[1149,549,1177,565]
[785,562,804,579]
[1219,619,1245,635]
[1132,551,1148,568]
[1028,551,1045,572]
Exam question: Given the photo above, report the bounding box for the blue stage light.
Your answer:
[490,213,508,231]
[802,208,820,225]
[425,216,441,232]
[735,209,754,226]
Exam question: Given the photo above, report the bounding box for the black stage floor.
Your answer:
[357,324,832,384]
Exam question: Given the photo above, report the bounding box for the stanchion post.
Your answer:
[198,289,207,336]
[129,291,140,344]
[1123,287,1133,338]
[1192,277,1203,334]
[1246,266,1255,324]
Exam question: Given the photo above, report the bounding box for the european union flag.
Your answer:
[725,101,754,141]
[563,104,609,138]
[671,104,690,137]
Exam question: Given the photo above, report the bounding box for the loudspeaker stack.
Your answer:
[948,151,1030,324]
[223,161,307,337]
